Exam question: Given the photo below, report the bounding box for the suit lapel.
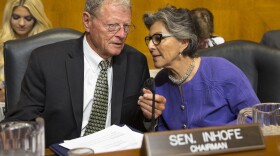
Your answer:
[111,47,127,124]
[66,37,84,130]
[65,38,128,127]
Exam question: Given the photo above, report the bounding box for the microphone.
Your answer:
[144,77,155,93]
[144,78,156,132]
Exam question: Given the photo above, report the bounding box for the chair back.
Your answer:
[4,28,82,111]
[260,30,280,49]
[198,40,280,102]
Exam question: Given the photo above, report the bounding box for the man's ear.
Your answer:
[82,11,91,32]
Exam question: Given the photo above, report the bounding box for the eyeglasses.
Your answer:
[90,13,135,34]
[105,23,135,33]
[145,34,174,46]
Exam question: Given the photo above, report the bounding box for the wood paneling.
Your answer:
[0,0,279,68]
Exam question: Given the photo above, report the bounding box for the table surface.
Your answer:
[46,134,280,156]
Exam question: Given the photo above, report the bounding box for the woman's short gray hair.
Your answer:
[143,5,198,57]
[84,0,131,16]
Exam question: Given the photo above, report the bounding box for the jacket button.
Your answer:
[181,105,185,110]
[182,124,187,129]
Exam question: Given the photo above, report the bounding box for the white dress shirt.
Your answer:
[208,35,225,47]
[81,36,113,136]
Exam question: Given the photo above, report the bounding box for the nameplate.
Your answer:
[141,124,265,156]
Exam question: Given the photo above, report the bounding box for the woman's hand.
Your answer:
[138,88,166,120]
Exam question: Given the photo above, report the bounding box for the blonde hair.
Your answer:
[0,0,52,82]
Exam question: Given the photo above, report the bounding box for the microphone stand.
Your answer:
[151,89,156,132]
[144,78,156,132]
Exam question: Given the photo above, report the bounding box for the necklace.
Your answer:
[168,58,195,85]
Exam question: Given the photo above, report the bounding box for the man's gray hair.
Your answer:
[84,0,131,15]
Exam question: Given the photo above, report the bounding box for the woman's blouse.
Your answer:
[155,57,260,131]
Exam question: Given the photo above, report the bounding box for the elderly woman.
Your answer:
[139,5,259,131]
[0,0,52,102]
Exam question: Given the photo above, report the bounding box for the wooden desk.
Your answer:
[45,148,55,156]
[90,135,280,156]
[45,135,280,156]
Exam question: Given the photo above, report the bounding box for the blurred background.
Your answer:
[1,0,279,69]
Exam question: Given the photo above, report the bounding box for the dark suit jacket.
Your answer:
[260,30,280,49]
[4,35,150,147]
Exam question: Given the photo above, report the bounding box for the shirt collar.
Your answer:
[83,36,111,69]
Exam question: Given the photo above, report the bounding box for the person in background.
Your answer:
[139,5,259,131]
[190,7,224,49]
[0,0,52,102]
[3,0,166,147]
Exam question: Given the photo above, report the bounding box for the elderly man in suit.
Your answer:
[4,0,166,147]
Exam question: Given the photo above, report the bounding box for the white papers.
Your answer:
[60,125,143,154]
